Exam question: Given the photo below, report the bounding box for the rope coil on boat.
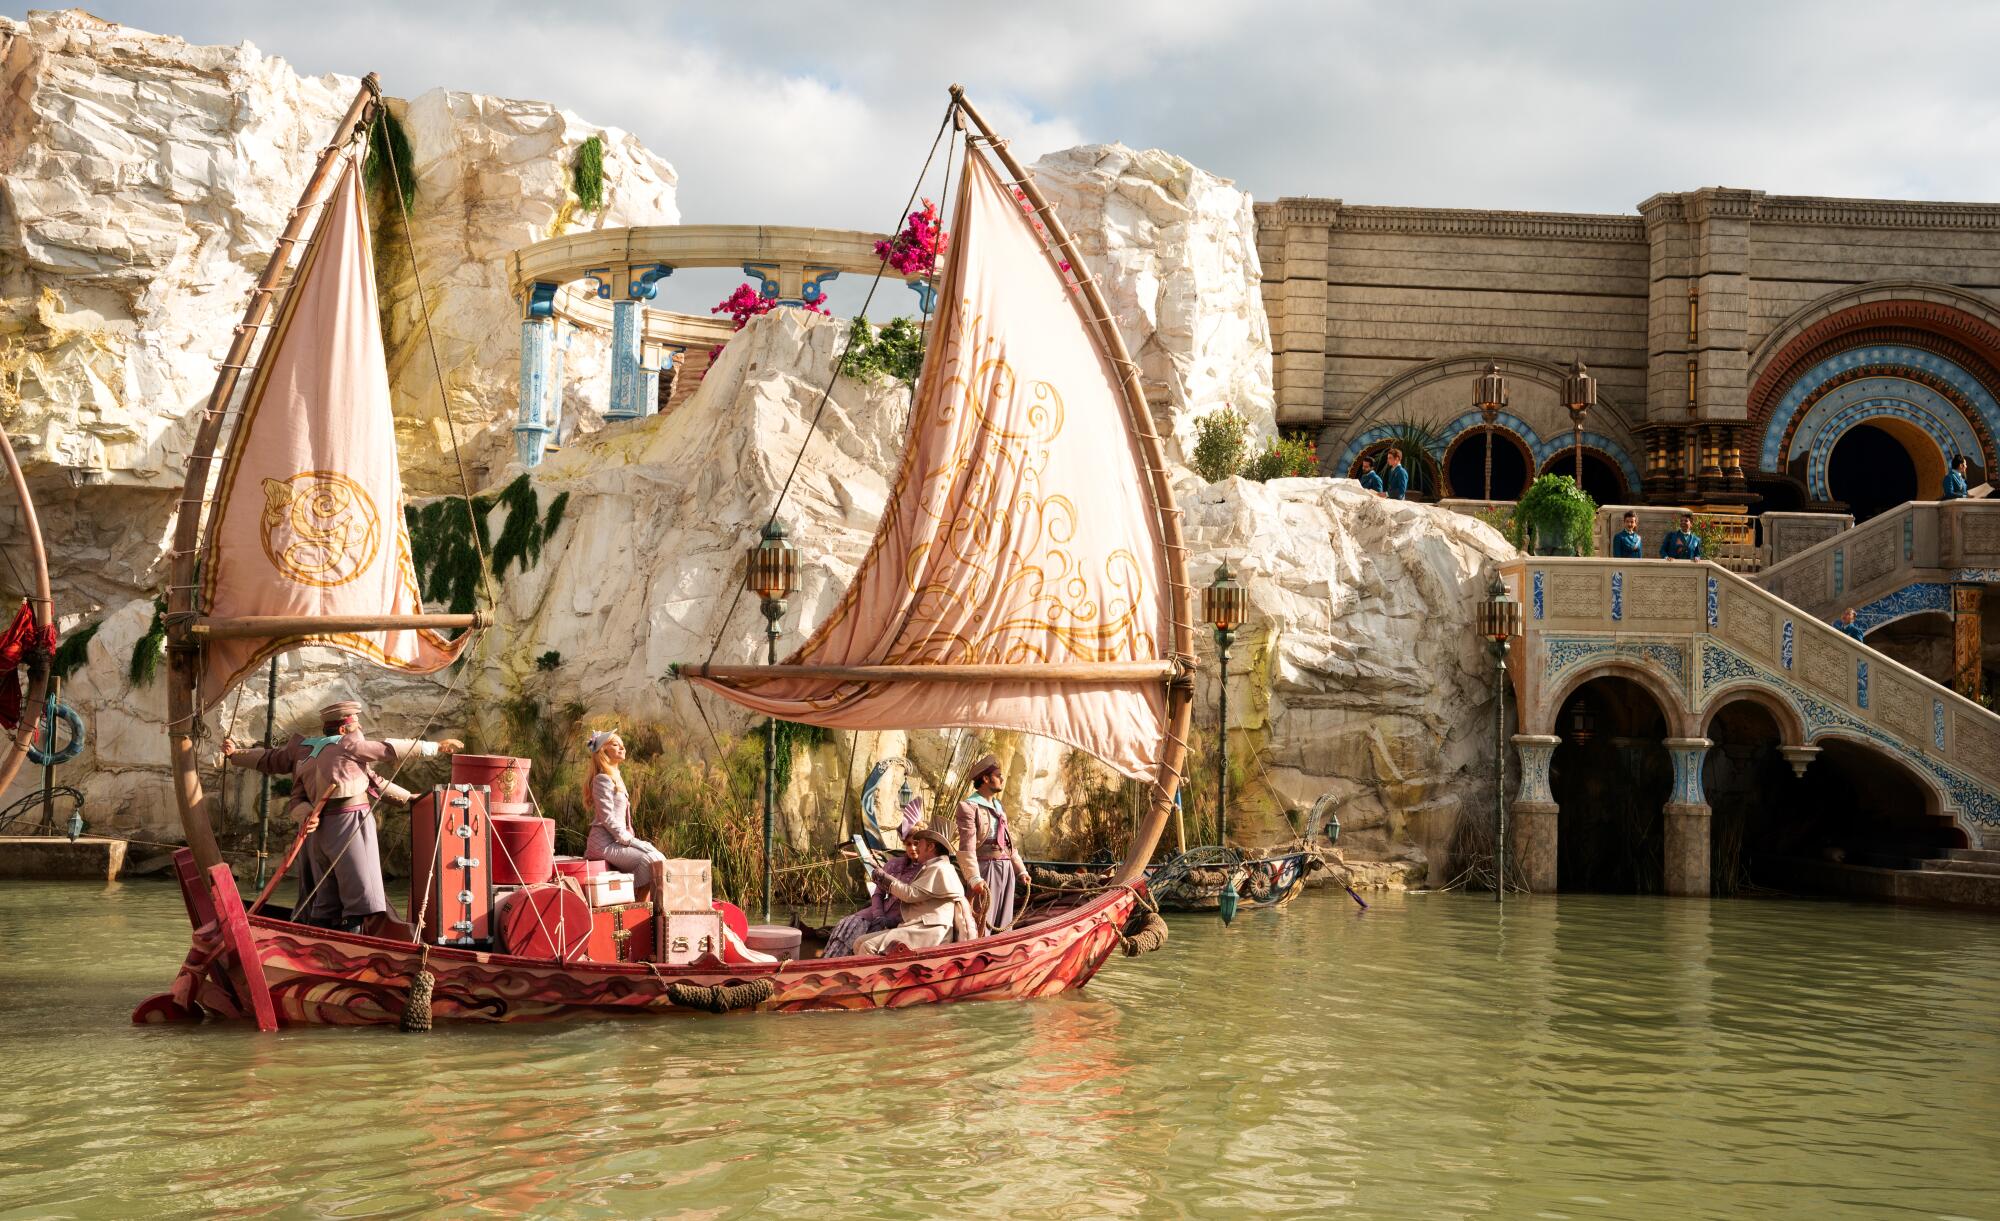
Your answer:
[1118,908,1168,957]
[666,978,775,1014]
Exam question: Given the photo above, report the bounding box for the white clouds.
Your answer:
[30,0,2000,226]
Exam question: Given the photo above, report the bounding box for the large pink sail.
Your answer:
[693,151,1172,782]
[197,150,469,707]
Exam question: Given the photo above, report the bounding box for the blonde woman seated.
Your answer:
[853,825,978,955]
[583,730,670,907]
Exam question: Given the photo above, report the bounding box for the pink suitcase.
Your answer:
[657,910,723,965]
[658,859,713,910]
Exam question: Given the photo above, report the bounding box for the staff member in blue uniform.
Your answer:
[1357,454,1384,495]
[1611,511,1643,558]
[1660,512,1703,561]
[1943,455,1970,500]
[1835,608,1867,642]
[1382,447,1409,500]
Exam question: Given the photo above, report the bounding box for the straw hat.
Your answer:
[904,825,954,854]
[319,700,363,726]
[968,753,1001,783]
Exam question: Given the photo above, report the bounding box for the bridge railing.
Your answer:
[1501,555,2000,814]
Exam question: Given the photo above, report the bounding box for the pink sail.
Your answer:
[693,152,1172,782]
[197,151,468,707]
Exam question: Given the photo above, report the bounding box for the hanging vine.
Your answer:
[406,476,571,614]
[572,135,605,213]
[51,620,99,682]
[128,597,167,687]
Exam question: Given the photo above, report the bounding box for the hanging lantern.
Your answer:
[1203,561,1246,637]
[1563,360,1598,423]
[1475,362,1509,423]
[1567,694,1596,746]
[746,519,799,609]
[1475,577,1522,643]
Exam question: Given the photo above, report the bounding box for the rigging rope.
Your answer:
[374,101,497,614]
[701,99,957,668]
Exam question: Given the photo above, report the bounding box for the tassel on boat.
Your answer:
[400,945,434,1032]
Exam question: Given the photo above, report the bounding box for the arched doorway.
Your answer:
[1702,699,1802,895]
[1539,449,1627,506]
[1825,419,1939,521]
[1445,428,1531,500]
[1742,739,1964,892]
[1550,675,1672,893]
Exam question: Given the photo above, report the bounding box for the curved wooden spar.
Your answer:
[0,426,53,797]
[691,661,1176,685]
[949,88,1196,886]
[165,75,382,873]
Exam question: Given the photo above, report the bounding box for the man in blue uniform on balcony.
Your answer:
[1835,608,1867,642]
[1611,511,1643,558]
[1357,454,1384,495]
[1943,455,1970,500]
[1660,512,1702,561]
[1382,447,1409,500]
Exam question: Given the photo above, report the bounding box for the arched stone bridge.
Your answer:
[1501,556,2000,895]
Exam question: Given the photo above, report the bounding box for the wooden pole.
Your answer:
[951,88,1196,887]
[690,660,1176,685]
[165,75,381,873]
[0,424,53,799]
[191,612,487,639]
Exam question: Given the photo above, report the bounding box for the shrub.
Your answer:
[1192,407,1251,482]
[1513,474,1598,556]
[839,316,927,384]
[1245,431,1319,481]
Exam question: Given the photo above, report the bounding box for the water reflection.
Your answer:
[1,883,1997,1218]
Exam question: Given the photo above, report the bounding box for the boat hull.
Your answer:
[145,873,1136,1027]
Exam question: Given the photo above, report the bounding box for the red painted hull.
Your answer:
[142,881,1137,1027]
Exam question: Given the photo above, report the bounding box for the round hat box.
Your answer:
[495,881,589,961]
[450,754,533,811]
[490,814,556,886]
[745,923,803,962]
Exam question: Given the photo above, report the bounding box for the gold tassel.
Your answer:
[400,945,435,1032]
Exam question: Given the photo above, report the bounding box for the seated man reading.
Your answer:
[853,825,977,955]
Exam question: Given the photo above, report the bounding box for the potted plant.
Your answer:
[1511,474,1598,556]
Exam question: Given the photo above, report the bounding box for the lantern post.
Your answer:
[1563,360,1599,489]
[1474,363,1509,501]
[1476,576,1523,902]
[747,519,799,921]
[1203,562,1247,848]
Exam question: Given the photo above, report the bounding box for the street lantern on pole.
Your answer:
[1563,359,1598,488]
[747,518,799,921]
[1202,561,1247,848]
[1476,575,1523,902]
[1474,363,1509,501]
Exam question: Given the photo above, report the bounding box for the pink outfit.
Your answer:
[584,771,664,889]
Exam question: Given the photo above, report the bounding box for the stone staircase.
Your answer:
[1753,498,2000,632]
[1502,556,2000,888]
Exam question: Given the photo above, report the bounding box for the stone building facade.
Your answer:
[1257,191,2000,520]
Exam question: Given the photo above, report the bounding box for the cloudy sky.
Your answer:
[24,1,2000,232]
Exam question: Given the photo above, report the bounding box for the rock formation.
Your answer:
[2,11,1513,886]
[1033,144,1278,460]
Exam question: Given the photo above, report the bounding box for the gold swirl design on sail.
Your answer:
[258,470,381,588]
[889,307,1155,666]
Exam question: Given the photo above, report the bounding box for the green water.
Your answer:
[1,882,1996,1219]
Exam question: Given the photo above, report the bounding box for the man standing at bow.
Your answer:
[223,700,462,931]
[954,754,1032,933]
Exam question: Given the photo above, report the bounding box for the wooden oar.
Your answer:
[248,790,331,915]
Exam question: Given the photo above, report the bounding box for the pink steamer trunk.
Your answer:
[452,754,533,813]
[490,815,556,886]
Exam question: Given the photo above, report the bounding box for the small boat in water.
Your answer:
[1028,846,1317,914]
[138,80,1193,1028]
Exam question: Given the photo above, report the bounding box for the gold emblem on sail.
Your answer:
[258,471,381,587]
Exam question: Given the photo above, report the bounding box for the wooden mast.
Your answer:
[0,427,53,798]
[165,76,383,872]
[949,89,1196,886]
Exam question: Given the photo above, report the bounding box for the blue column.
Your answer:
[607,299,642,420]
[547,325,569,445]
[514,317,553,467]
